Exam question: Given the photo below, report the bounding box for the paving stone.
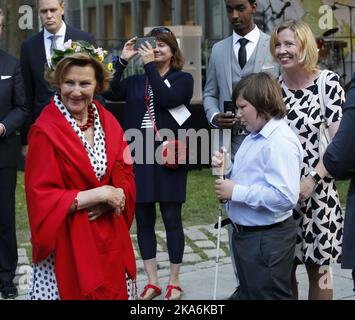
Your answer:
[20,242,31,247]
[180,265,197,274]
[157,252,169,262]
[157,269,171,278]
[158,260,171,269]
[220,257,232,264]
[202,225,228,236]
[18,256,29,265]
[183,253,203,263]
[194,260,216,269]
[156,231,166,240]
[184,245,193,253]
[137,273,148,282]
[185,227,209,241]
[194,240,215,249]
[17,248,27,257]
[204,248,226,259]
[136,259,144,271]
[220,234,229,243]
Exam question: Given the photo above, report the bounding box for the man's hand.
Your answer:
[215,178,235,201]
[212,112,237,129]
[21,145,29,158]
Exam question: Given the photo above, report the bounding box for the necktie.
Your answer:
[238,38,249,69]
[49,35,58,55]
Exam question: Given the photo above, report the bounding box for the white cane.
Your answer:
[213,151,225,300]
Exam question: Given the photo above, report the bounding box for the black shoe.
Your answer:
[0,281,18,299]
[228,286,240,300]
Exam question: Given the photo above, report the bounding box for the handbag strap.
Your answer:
[144,77,162,141]
[318,70,329,128]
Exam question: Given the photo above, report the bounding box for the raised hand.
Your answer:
[137,42,155,65]
[121,37,139,61]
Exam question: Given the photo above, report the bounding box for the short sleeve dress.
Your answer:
[280,70,345,265]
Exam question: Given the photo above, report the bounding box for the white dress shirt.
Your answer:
[227,118,303,226]
[44,22,67,63]
[232,26,260,64]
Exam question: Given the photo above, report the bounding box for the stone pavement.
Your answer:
[2,224,355,300]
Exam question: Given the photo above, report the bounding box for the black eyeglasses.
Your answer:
[150,27,172,36]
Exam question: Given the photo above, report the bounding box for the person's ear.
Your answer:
[251,2,257,14]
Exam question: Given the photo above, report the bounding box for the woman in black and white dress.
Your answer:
[270,20,345,300]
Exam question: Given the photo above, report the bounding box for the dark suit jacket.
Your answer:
[323,72,355,268]
[0,50,28,168]
[20,26,96,144]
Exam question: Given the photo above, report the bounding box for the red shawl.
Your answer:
[25,99,136,300]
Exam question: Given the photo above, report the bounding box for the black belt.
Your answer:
[232,217,292,233]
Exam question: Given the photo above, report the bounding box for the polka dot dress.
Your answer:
[28,254,59,300]
[27,94,108,300]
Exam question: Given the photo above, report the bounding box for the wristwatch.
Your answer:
[309,170,322,184]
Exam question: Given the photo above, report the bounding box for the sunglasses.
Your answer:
[150,27,172,36]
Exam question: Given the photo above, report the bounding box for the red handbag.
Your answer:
[144,78,187,169]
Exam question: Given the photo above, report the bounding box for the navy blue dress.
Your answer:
[110,61,194,203]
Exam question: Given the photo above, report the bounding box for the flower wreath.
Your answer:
[49,39,114,72]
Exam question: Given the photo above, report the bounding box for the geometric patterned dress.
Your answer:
[280,70,345,265]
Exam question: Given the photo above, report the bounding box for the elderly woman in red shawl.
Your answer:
[25,40,136,300]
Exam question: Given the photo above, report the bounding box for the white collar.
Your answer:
[44,21,66,39]
[233,26,260,45]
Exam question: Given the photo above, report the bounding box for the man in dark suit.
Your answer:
[323,72,355,290]
[20,0,96,155]
[0,10,28,299]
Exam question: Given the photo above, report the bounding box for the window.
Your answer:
[182,0,195,25]
[162,0,172,25]
[104,5,113,39]
[139,0,151,34]
[121,2,132,38]
[87,7,96,37]
[206,0,222,39]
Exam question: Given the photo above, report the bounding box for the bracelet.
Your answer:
[73,196,78,211]
[119,56,128,67]
[309,170,322,184]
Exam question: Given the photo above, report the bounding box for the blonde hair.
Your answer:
[270,20,319,73]
[37,0,64,7]
[45,53,112,93]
